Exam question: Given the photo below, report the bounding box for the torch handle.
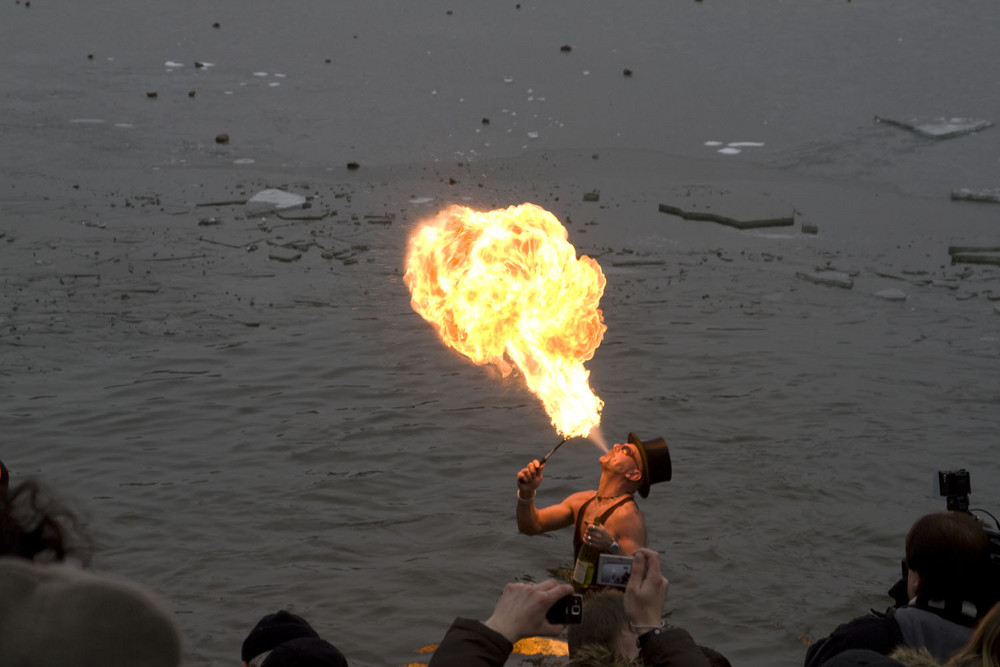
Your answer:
[539,438,569,464]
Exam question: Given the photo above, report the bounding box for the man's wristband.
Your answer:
[517,490,535,503]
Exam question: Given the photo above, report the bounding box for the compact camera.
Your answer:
[596,554,634,588]
[546,593,583,624]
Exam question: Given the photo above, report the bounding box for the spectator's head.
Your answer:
[566,642,642,667]
[0,478,92,564]
[567,589,638,660]
[905,512,991,610]
[945,600,1000,667]
[260,637,348,667]
[242,610,320,667]
[0,557,181,667]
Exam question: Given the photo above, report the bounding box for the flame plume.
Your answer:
[404,203,606,438]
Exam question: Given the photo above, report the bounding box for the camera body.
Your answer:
[546,593,583,624]
[596,554,634,588]
[938,469,972,511]
[937,469,1000,567]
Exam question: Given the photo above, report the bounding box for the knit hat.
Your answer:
[0,557,181,667]
[242,610,320,662]
[261,637,348,667]
[628,433,672,499]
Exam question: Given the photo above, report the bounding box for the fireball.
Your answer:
[403,203,606,438]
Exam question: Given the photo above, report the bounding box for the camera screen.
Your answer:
[596,554,634,588]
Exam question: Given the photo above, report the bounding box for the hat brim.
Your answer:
[628,432,651,498]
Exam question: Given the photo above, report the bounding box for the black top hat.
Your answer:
[628,433,672,498]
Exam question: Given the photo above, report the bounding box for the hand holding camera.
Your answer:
[483,579,577,644]
[625,548,671,631]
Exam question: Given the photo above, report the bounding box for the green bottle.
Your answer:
[572,516,602,590]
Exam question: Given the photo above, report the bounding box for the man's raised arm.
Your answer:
[515,459,575,535]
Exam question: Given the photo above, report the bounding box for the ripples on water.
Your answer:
[4,153,998,667]
[4,1,1000,665]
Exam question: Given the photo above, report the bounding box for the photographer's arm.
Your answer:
[428,580,573,667]
[626,548,710,667]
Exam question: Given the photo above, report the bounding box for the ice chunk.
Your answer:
[245,189,307,215]
[874,288,907,301]
[875,115,994,139]
[951,188,1000,204]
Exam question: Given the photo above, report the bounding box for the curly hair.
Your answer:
[1,478,93,564]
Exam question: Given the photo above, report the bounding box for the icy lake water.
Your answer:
[3,2,1000,665]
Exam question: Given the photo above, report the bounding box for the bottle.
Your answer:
[572,516,601,590]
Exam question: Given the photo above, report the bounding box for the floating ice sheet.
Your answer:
[658,185,794,230]
[875,115,994,139]
[245,189,307,215]
[951,188,1000,204]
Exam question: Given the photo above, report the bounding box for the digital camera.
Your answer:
[546,593,583,624]
[596,554,634,588]
[937,469,1000,567]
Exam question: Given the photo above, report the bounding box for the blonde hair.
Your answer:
[947,601,1000,667]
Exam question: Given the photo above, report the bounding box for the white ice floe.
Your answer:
[246,189,306,214]
[875,288,908,301]
[709,140,765,155]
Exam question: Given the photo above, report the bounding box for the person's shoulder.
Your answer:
[804,611,899,667]
[564,490,597,506]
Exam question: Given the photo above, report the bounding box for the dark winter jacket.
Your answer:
[804,605,975,667]
[428,617,711,667]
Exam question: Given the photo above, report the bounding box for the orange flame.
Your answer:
[403,203,606,438]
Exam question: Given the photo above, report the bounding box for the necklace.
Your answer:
[594,492,632,502]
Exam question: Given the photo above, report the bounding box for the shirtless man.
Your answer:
[515,433,671,558]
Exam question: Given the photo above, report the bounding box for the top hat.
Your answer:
[627,433,672,498]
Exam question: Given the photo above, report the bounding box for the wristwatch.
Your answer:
[608,541,621,554]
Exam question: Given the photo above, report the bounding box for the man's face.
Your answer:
[601,442,642,477]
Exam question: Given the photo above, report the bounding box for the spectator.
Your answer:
[567,587,727,667]
[259,637,348,667]
[428,548,715,666]
[805,512,995,667]
[821,600,1000,666]
[945,599,1000,667]
[0,556,182,667]
[0,476,92,564]
[241,609,324,667]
